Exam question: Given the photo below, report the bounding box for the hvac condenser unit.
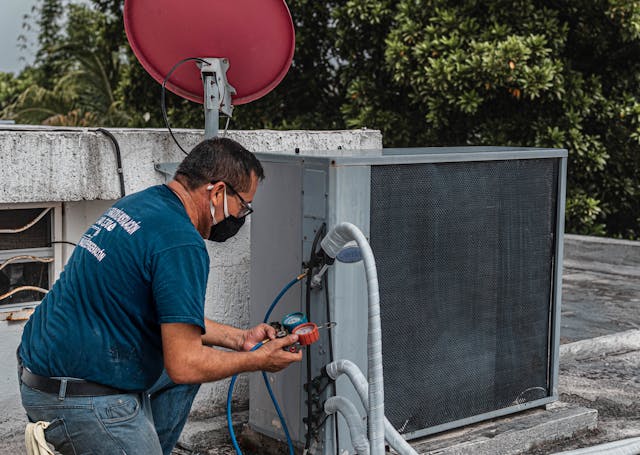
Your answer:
[249,147,567,454]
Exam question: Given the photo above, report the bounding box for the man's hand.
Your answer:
[255,334,303,372]
[240,323,276,351]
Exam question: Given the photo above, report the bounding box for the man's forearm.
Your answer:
[201,318,245,350]
[162,323,301,384]
[171,342,264,383]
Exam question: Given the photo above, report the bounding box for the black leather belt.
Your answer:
[21,368,125,396]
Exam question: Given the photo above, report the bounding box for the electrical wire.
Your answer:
[227,274,307,455]
[0,208,51,234]
[0,255,53,272]
[0,127,126,196]
[222,116,231,137]
[0,127,81,133]
[95,128,126,198]
[49,241,77,247]
[0,286,48,302]
[161,57,210,155]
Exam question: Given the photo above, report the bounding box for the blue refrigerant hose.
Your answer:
[227,273,307,455]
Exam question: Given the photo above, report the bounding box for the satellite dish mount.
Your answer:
[124,0,295,170]
[199,58,236,139]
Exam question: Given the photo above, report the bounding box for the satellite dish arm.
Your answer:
[200,58,236,139]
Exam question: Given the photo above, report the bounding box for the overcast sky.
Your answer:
[1,0,42,74]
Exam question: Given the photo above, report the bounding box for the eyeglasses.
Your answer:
[222,181,253,219]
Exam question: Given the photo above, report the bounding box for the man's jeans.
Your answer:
[19,369,200,455]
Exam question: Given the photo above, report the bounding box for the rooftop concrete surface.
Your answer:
[523,235,640,454]
[561,235,640,343]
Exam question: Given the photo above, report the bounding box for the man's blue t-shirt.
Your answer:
[20,185,209,391]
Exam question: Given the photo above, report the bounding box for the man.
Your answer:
[18,137,302,454]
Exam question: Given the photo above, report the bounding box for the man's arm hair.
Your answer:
[162,323,301,384]
[201,318,245,350]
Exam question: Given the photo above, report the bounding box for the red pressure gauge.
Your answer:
[291,322,320,346]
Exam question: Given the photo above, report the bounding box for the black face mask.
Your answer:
[208,215,245,242]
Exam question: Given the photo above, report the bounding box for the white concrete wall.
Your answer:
[60,200,116,262]
[0,126,383,441]
[0,126,382,202]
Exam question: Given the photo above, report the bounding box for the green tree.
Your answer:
[5,0,639,238]
[4,2,129,126]
[335,0,640,238]
[33,0,64,89]
[232,0,347,130]
[0,69,35,112]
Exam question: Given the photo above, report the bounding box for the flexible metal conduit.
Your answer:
[0,208,51,234]
[324,397,370,455]
[321,222,385,455]
[0,255,54,272]
[552,437,640,455]
[325,360,418,455]
[0,286,48,302]
[95,128,126,198]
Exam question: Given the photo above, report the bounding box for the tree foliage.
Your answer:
[1,0,638,238]
[3,1,129,125]
[333,0,640,238]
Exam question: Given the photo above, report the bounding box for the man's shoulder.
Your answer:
[116,185,171,208]
[115,185,182,225]
[112,185,204,249]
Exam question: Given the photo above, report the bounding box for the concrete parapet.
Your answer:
[564,234,640,276]
[0,126,382,203]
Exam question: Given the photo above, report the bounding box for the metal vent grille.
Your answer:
[370,159,558,435]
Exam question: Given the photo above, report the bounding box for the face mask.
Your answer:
[208,215,246,242]
[208,185,246,242]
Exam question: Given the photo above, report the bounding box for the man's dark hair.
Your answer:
[175,138,265,192]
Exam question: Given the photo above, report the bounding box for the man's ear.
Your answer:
[207,181,225,202]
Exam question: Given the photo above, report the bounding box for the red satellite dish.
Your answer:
[124,0,295,105]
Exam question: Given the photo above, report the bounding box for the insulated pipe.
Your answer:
[552,437,640,455]
[321,222,385,455]
[324,396,370,455]
[325,360,418,455]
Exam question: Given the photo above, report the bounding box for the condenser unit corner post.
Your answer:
[249,147,567,455]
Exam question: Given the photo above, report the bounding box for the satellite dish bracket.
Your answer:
[199,57,236,138]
